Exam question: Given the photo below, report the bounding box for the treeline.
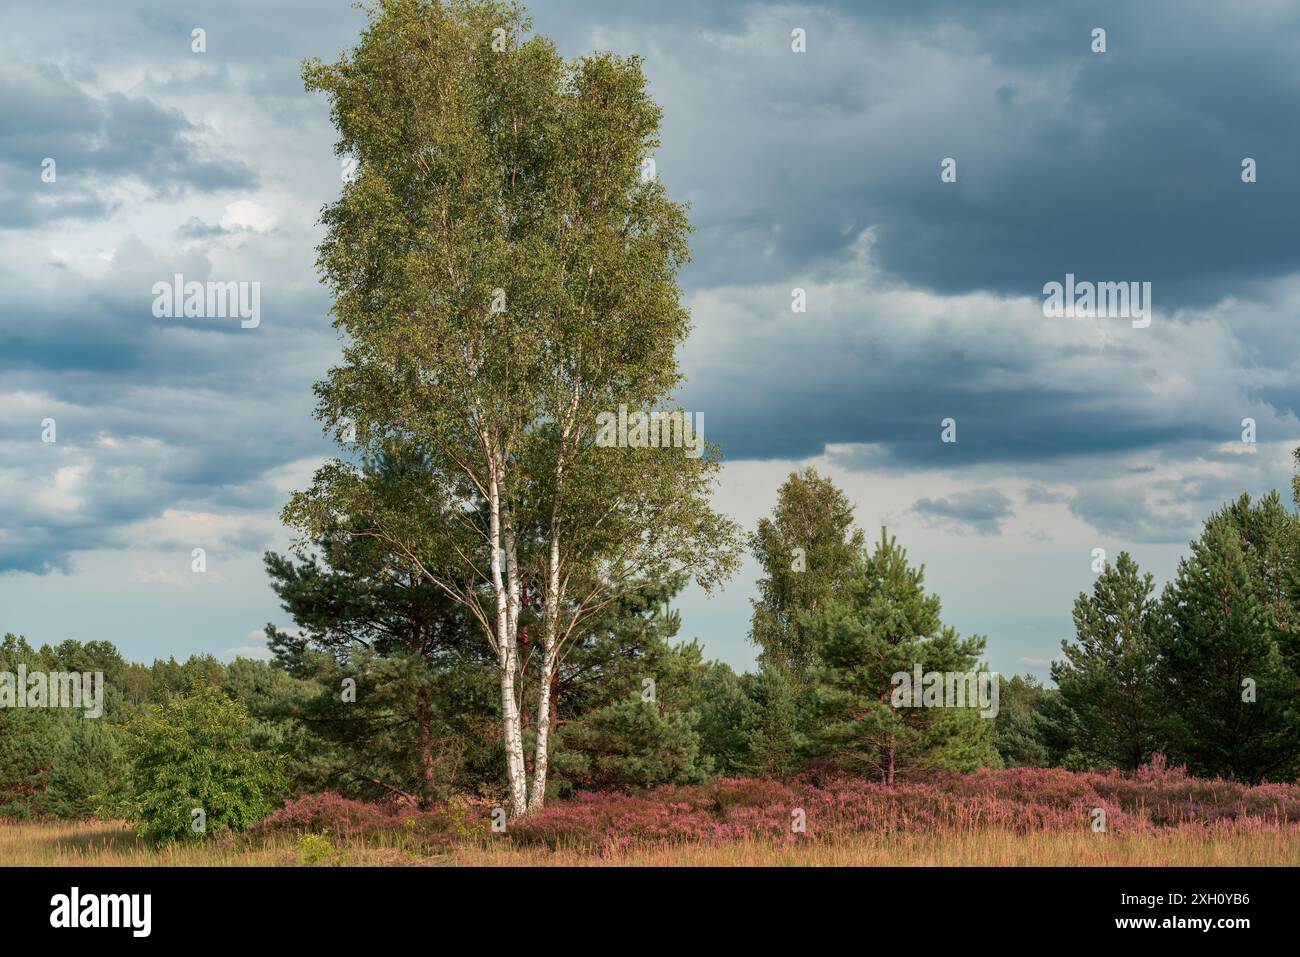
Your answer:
[0,636,306,819]
[745,470,1300,786]
[1044,491,1300,782]
[4,469,1300,827]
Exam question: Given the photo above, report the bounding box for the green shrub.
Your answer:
[295,831,340,866]
[117,680,286,844]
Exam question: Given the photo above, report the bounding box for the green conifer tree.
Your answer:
[1157,499,1300,782]
[804,529,997,783]
[1051,552,1161,771]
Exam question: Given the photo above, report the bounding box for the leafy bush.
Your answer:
[116,682,286,844]
[295,831,340,866]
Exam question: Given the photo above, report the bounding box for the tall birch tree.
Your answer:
[288,0,740,817]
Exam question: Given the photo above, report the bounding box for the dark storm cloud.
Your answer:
[912,488,1014,536]
[875,0,1300,304]
[679,260,1286,469]
[0,63,257,227]
[4,0,1300,580]
[0,223,336,574]
[13,1,1297,300]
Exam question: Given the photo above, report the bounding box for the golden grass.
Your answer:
[3,818,1296,867]
[0,819,292,867]
[444,828,1300,867]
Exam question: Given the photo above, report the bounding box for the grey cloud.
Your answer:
[175,217,233,240]
[3,0,1300,668]
[912,488,1013,536]
[1024,484,1067,504]
[1067,484,1198,545]
[0,62,256,226]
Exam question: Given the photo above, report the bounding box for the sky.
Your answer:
[3,0,1300,678]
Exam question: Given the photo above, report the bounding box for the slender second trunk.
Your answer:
[526,418,571,816]
[526,531,562,814]
[499,642,527,817]
[490,466,528,818]
[526,646,557,814]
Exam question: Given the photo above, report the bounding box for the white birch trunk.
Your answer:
[502,514,527,815]
[527,416,573,816]
[526,530,562,814]
[489,464,528,818]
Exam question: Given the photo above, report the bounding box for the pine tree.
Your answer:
[1157,501,1300,782]
[689,662,755,777]
[548,590,714,794]
[742,665,801,778]
[804,528,997,783]
[265,452,502,805]
[549,696,706,792]
[1223,491,1300,630]
[1050,552,1161,771]
[0,635,128,819]
[994,675,1052,768]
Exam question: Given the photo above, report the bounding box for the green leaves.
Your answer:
[749,467,865,683]
[117,683,286,844]
[294,0,740,811]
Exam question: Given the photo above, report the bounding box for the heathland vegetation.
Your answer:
[4,1,1300,864]
[4,466,1300,860]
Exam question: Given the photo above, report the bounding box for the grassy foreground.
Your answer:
[8,765,1298,866]
[2,817,1296,867]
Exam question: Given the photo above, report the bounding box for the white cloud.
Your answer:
[220,199,275,234]
[30,464,89,518]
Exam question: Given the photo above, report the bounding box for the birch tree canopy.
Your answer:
[287,0,742,818]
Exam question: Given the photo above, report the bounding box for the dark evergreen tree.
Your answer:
[994,674,1053,768]
[690,661,756,777]
[0,634,127,819]
[548,579,715,794]
[737,664,801,778]
[1050,552,1161,772]
[1157,499,1300,782]
[804,528,998,783]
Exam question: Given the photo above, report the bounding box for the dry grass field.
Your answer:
[7,765,1297,867]
[2,817,1296,867]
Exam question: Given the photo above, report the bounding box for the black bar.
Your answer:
[0,866,1283,942]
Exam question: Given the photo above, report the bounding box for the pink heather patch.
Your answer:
[506,764,1300,851]
[255,791,491,846]
[253,761,1300,853]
